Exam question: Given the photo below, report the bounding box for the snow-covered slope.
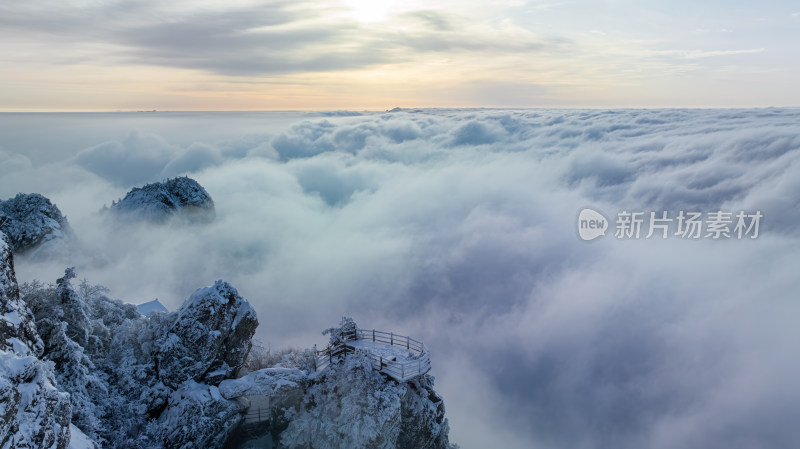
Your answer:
[109,176,215,223]
[67,424,97,449]
[0,193,72,257]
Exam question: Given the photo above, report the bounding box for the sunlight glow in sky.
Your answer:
[1,0,798,110]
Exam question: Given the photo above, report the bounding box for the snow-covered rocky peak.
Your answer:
[0,193,72,256]
[156,280,258,388]
[109,176,215,223]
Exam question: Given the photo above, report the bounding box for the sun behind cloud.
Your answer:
[341,0,391,23]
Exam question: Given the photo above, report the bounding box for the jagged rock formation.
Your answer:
[21,272,259,448]
[0,193,72,256]
[10,267,453,449]
[109,176,215,223]
[156,280,258,389]
[0,231,72,449]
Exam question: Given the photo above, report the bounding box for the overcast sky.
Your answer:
[1,0,799,110]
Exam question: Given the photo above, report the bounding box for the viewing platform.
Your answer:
[315,328,431,382]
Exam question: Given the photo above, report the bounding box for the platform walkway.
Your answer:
[314,328,431,382]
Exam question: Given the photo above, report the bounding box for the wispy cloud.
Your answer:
[0,0,561,77]
[681,48,765,58]
[1,0,798,109]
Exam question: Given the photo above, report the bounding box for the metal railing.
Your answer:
[243,407,270,425]
[314,328,431,382]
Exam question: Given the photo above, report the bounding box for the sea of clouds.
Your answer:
[1,108,799,449]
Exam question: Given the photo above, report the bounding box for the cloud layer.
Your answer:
[2,108,800,448]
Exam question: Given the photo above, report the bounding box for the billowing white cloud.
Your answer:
[161,142,224,179]
[3,108,800,448]
[74,131,178,186]
[0,149,33,176]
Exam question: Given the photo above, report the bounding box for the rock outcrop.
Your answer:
[0,353,73,449]
[0,233,43,357]
[156,280,258,389]
[226,318,454,449]
[154,381,244,449]
[0,193,72,256]
[0,231,72,449]
[278,349,452,449]
[109,176,215,223]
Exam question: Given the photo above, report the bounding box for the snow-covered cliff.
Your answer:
[278,349,452,449]
[224,318,455,449]
[0,231,72,449]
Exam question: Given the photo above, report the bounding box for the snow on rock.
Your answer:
[21,271,258,448]
[279,349,452,449]
[136,298,168,316]
[397,375,452,449]
[219,367,307,400]
[153,380,244,449]
[0,351,72,449]
[109,176,215,223]
[67,424,97,449]
[156,280,258,389]
[0,232,43,357]
[0,231,72,449]
[0,193,73,257]
[271,318,453,449]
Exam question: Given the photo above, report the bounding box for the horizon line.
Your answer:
[1,105,799,114]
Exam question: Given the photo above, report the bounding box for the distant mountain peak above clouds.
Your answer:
[136,298,168,316]
[109,176,215,223]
